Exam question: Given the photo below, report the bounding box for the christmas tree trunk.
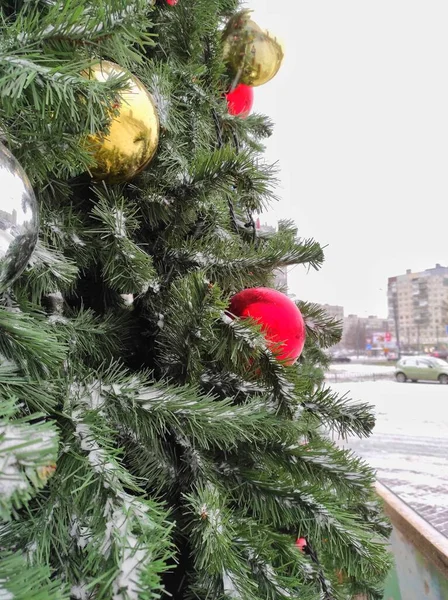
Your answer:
[0,1,391,599]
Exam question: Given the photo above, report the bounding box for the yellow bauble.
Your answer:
[86,61,159,183]
[222,11,284,87]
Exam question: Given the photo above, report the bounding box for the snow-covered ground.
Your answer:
[330,379,448,535]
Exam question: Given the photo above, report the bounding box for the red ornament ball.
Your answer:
[166,0,178,4]
[229,287,306,365]
[225,84,254,118]
[295,537,307,552]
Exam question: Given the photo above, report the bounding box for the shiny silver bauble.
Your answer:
[0,143,38,290]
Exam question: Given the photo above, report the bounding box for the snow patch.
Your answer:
[71,582,90,600]
[0,581,13,600]
[112,542,147,600]
[112,208,126,238]
[72,413,118,488]
[207,507,223,534]
[26,540,37,563]
[137,388,162,404]
[70,515,92,549]
[71,381,104,411]
[120,294,134,306]
[222,571,240,598]
[103,504,151,600]
[71,233,86,247]
[48,220,63,236]
[149,281,161,294]
[48,314,69,325]
[152,78,170,127]
[220,312,233,326]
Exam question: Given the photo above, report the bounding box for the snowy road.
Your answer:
[331,379,448,536]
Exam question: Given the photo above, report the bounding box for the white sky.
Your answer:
[247,1,448,318]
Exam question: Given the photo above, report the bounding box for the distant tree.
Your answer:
[343,320,366,354]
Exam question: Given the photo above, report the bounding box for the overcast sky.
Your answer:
[247,1,448,318]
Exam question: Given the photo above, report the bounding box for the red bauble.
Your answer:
[229,288,306,365]
[295,537,307,552]
[166,0,178,4]
[225,84,254,118]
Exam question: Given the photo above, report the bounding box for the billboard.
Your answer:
[372,332,396,348]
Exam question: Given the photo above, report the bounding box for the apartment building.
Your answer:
[320,304,344,323]
[388,264,448,349]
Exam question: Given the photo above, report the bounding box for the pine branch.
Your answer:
[14,0,155,45]
[82,365,302,452]
[65,307,132,361]
[224,473,390,582]
[12,383,175,598]
[222,112,275,152]
[90,190,157,293]
[188,146,277,210]
[261,438,376,496]
[14,241,78,303]
[215,310,301,416]
[299,301,343,349]
[169,236,324,286]
[0,363,59,412]
[302,386,376,439]
[0,306,67,378]
[0,551,68,600]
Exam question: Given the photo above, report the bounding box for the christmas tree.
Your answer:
[0,1,391,599]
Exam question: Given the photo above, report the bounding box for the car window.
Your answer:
[431,358,448,367]
[418,359,432,368]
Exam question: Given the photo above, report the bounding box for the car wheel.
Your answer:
[396,372,407,383]
[438,374,448,385]
[411,380,417,383]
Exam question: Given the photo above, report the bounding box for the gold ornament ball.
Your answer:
[222,11,284,87]
[86,61,159,184]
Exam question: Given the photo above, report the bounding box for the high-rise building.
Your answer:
[388,264,448,349]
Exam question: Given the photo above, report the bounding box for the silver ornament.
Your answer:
[0,142,38,290]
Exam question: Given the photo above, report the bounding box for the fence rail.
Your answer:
[325,371,394,383]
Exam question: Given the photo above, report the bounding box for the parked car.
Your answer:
[395,356,448,384]
[330,354,351,363]
[430,350,448,360]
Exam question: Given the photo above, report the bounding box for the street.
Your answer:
[331,377,448,536]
